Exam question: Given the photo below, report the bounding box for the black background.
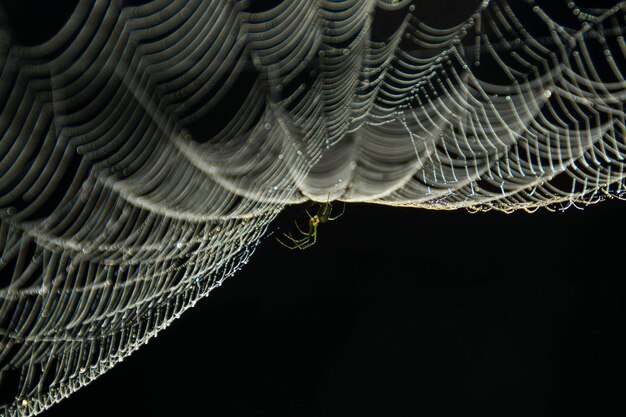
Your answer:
[1,1,625,416]
[46,201,626,417]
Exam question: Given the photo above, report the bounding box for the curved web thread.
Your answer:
[1,0,626,415]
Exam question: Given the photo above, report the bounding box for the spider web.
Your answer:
[2,0,626,415]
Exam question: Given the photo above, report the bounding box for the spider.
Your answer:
[277,201,345,249]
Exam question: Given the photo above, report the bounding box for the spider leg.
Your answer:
[277,232,310,249]
[293,220,310,236]
[296,241,315,250]
[328,201,346,220]
[295,226,317,250]
[284,232,307,245]
[276,235,299,249]
[292,236,314,250]
[277,232,300,248]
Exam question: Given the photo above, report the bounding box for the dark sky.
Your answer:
[1,1,625,416]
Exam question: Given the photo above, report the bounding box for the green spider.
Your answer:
[278,201,345,250]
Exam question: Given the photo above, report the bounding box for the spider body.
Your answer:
[316,202,333,223]
[278,201,344,250]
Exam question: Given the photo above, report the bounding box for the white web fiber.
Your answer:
[1,0,626,415]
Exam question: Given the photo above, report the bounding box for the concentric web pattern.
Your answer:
[1,0,626,415]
